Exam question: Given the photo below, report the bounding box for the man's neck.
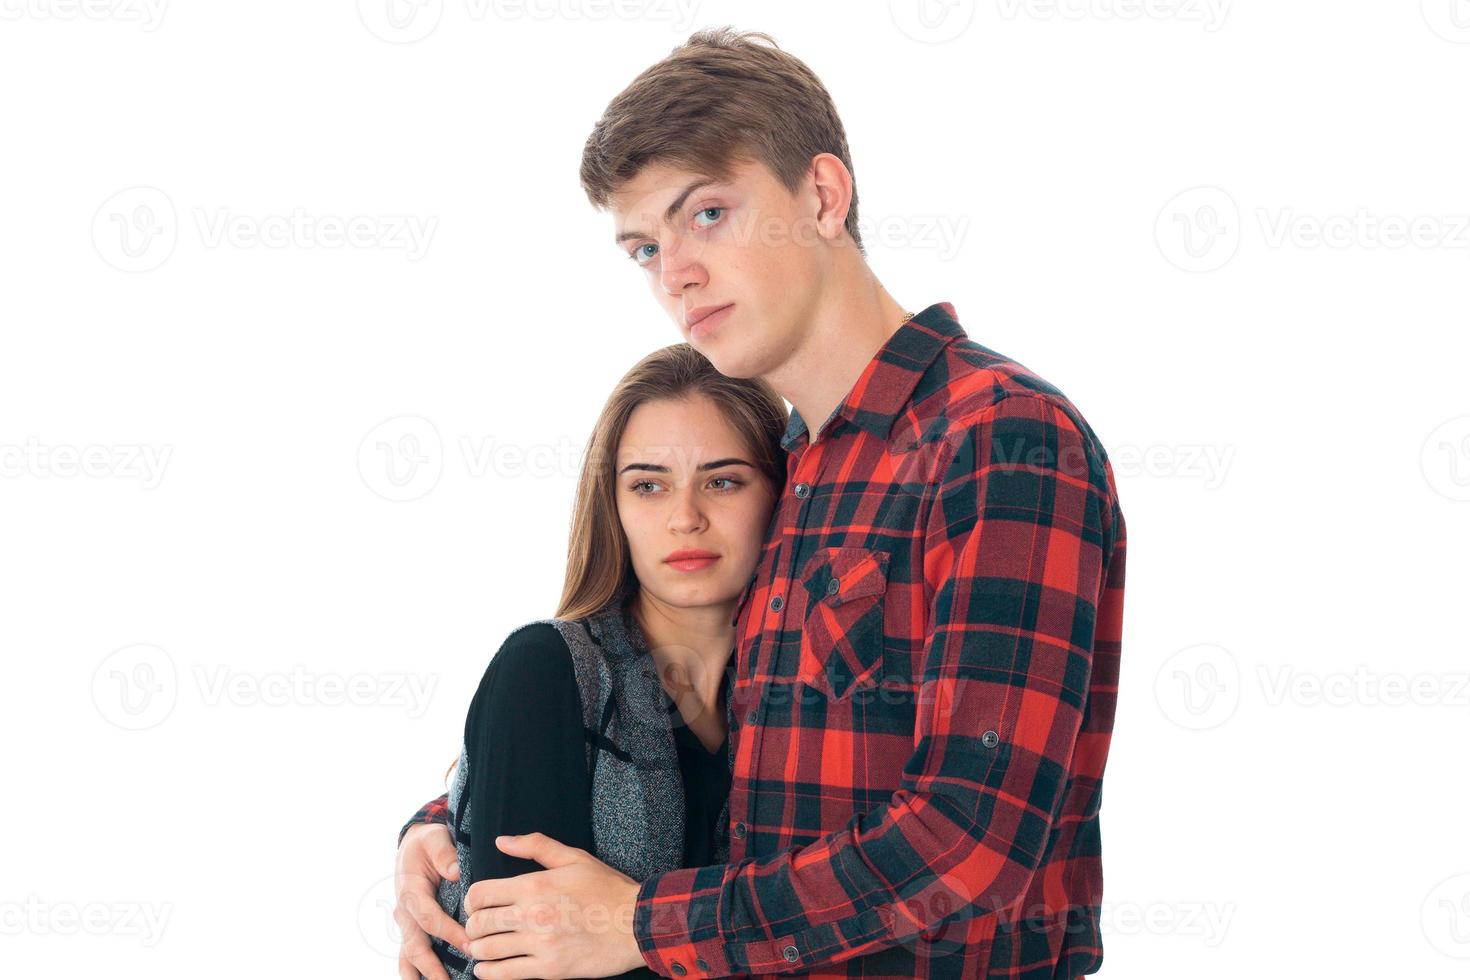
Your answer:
[765,265,909,444]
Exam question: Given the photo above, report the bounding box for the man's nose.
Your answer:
[660,240,707,296]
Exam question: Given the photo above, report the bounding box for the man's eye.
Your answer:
[629,243,658,266]
[694,207,724,228]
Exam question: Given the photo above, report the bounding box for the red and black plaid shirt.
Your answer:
[403,302,1126,980]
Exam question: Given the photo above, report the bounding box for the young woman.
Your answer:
[425,343,786,980]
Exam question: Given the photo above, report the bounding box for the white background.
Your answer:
[2,1,1468,976]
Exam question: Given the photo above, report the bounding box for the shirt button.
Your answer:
[770,595,783,611]
[696,960,709,971]
[981,730,999,748]
[671,964,686,976]
[825,577,840,596]
[734,822,746,838]
[782,945,800,963]
[793,482,810,498]
[746,710,757,724]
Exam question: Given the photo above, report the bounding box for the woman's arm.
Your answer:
[464,624,596,882]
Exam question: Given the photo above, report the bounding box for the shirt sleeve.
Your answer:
[632,394,1120,977]
[397,793,451,848]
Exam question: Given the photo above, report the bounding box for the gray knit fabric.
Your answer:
[427,594,733,979]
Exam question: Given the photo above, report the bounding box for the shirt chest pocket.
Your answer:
[796,547,890,700]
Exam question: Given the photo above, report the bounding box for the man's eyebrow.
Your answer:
[614,178,722,245]
[617,457,753,475]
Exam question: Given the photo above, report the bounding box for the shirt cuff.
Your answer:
[633,866,733,978]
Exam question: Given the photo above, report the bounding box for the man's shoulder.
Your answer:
[908,335,1104,448]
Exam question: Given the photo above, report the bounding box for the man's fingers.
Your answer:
[396,905,453,980]
[423,823,461,880]
[403,888,472,952]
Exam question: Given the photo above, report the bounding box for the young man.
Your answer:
[395,28,1125,980]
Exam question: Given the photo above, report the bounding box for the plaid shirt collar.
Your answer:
[780,300,965,451]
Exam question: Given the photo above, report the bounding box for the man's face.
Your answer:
[608,156,832,379]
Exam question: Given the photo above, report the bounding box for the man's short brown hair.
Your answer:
[579,27,864,253]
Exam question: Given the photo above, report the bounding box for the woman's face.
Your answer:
[615,394,778,614]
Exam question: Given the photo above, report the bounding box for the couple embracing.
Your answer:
[393,27,1126,980]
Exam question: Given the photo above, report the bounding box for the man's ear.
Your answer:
[808,152,855,244]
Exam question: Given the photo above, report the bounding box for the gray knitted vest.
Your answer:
[429,594,733,978]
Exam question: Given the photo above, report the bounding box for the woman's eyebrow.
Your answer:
[618,457,754,475]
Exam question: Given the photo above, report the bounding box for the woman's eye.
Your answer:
[630,480,658,494]
[629,243,658,266]
[694,207,724,228]
[709,476,743,491]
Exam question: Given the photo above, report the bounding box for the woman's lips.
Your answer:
[666,556,720,572]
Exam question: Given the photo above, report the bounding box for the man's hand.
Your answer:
[396,822,472,980]
[464,833,646,980]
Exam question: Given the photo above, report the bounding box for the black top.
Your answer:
[456,623,730,980]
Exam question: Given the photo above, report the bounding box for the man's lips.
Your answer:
[684,304,733,331]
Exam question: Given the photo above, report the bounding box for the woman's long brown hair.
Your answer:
[440,343,788,786]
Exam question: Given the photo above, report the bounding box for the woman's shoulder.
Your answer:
[481,621,575,690]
